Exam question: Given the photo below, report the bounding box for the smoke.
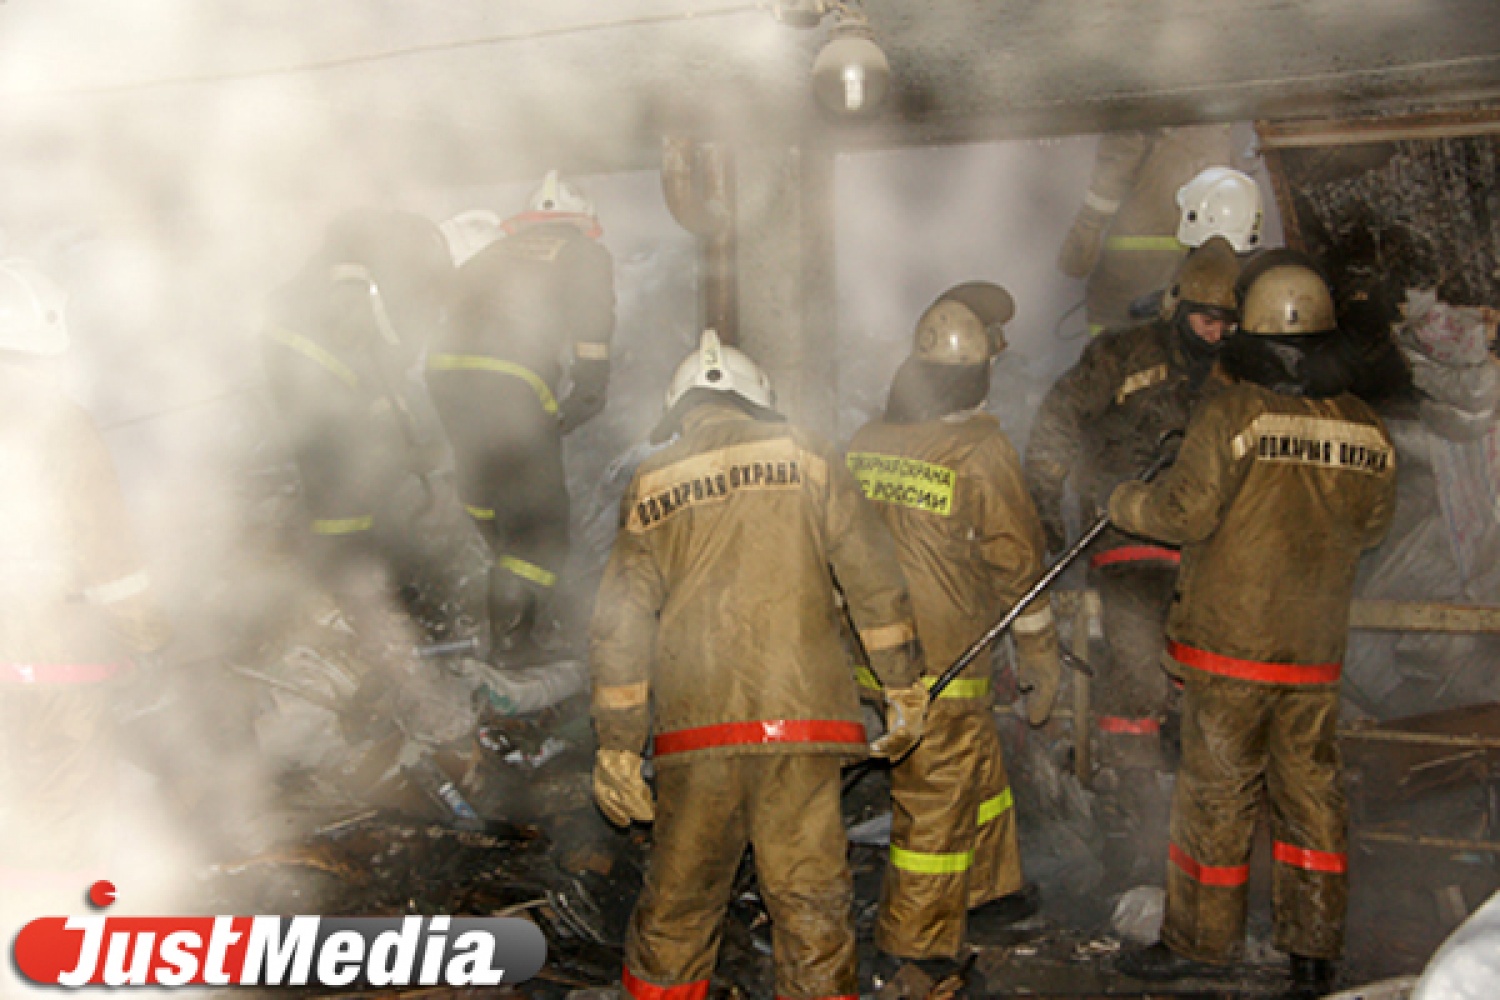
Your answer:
[0,4,1313,987]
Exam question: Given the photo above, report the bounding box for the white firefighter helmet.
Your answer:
[0,259,68,356]
[439,209,503,266]
[1175,167,1264,254]
[664,329,775,411]
[527,170,594,217]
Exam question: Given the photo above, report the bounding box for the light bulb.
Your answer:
[842,64,866,111]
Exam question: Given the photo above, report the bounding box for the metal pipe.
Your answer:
[661,136,738,343]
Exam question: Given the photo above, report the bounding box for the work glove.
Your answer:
[1016,638,1062,726]
[868,682,929,762]
[1056,206,1110,278]
[592,749,655,827]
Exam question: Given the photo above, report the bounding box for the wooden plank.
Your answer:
[1258,106,1500,148]
[1349,599,1500,633]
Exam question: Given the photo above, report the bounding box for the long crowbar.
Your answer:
[843,431,1182,795]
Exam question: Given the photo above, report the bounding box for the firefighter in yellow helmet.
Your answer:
[1111,264,1396,999]
[848,284,1058,983]
[0,260,171,922]
[590,330,926,1000]
[1026,238,1240,878]
[1057,126,1238,335]
[428,171,616,665]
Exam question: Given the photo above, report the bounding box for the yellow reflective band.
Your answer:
[313,515,373,535]
[465,504,496,520]
[574,341,611,361]
[500,554,557,588]
[1106,235,1186,252]
[978,787,1015,826]
[923,675,991,699]
[847,452,956,517]
[1115,364,1170,405]
[269,327,359,388]
[428,354,558,415]
[890,845,973,875]
[856,665,882,692]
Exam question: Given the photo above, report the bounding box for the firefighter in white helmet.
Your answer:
[1057,126,1238,335]
[1175,166,1264,255]
[428,170,616,665]
[0,260,171,922]
[591,329,926,1000]
[848,284,1057,984]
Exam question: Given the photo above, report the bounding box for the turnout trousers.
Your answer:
[1164,670,1347,962]
[1093,561,1177,755]
[624,754,857,1000]
[876,701,1022,959]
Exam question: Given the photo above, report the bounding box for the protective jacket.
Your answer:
[1109,381,1396,963]
[262,278,430,539]
[1058,126,1233,334]
[849,412,1055,693]
[432,220,615,435]
[591,402,921,761]
[1110,382,1396,673]
[0,362,169,890]
[1027,317,1223,559]
[848,410,1054,958]
[592,400,921,1000]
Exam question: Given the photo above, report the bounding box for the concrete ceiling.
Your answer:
[2,1,1499,202]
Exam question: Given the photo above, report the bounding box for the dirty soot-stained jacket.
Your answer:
[434,221,615,433]
[590,402,922,762]
[848,412,1056,689]
[262,280,426,534]
[0,365,170,666]
[1110,382,1397,674]
[1026,318,1222,555]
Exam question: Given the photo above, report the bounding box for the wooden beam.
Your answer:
[1349,599,1500,633]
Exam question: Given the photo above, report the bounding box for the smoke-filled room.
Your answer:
[2,3,1500,998]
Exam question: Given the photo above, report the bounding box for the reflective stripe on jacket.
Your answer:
[1111,383,1396,675]
[848,412,1056,697]
[590,403,920,760]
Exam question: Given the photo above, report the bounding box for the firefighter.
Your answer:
[262,209,460,665]
[0,260,171,920]
[428,171,616,665]
[847,283,1059,979]
[1057,125,1237,335]
[590,330,927,1000]
[1111,264,1397,999]
[1026,239,1241,880]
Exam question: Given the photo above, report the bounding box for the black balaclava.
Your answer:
[1174,305,1227,390]
[1220,330,1354,400]
[885,358,991,424]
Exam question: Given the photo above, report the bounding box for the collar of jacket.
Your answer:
[680,399,757,434]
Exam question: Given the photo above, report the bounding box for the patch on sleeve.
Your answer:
[1113,363,1169,405]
